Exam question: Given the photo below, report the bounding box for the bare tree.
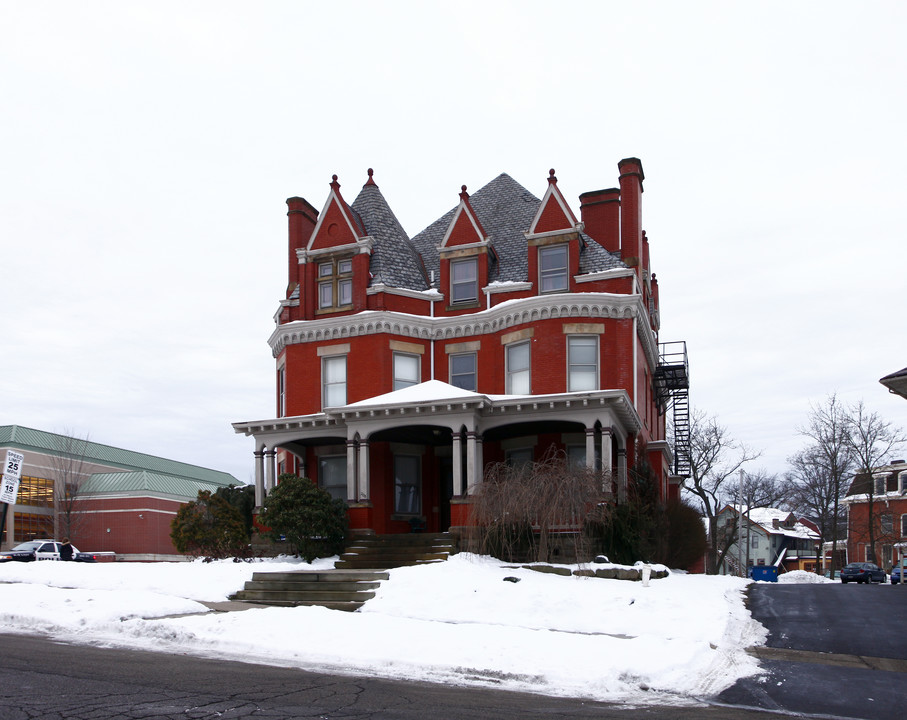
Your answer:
[845,401,906,564]
[797,394,853,576]
[470,448,608,563]
[682,410,761,574]
[50,431,93,542]
[786,445,847,574]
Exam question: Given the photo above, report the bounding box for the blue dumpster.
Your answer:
[750,566,778,582]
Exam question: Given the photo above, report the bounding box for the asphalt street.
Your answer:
[0,633,775,720]
[717,582,907,720]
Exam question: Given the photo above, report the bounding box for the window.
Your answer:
[393,353,420,391]
[506,341,530,394]
[567,445,586,467]
[322,355,347,407]
[450,258,478,303]
[16,476,54,507]
[899,472,907,494]
[901,514,907,537]
[450,352,477,391]
[506,448,534,468]
[567,336,598,391]
[539,245,568,293]
[873,475,887,495]
[319,456,347,502]
[394,455,421,514]
[277,366,286,418]
[751,536,759,549]
[881,514,893,535]
[317,257,353,310]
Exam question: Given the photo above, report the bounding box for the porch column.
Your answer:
[617,448,628,504]
[585,427,596,469]
[254,450,265,506]
[474,433,483,491]
[358,439,370,501]
[452,430,463,496]
[466,431,477,495]
[265,450,276,493]
[346,439,357,501]
[601,426,613,488]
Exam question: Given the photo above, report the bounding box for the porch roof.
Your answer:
[233,381,641,443]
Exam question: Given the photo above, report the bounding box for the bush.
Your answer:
[170,490,250,560]
[214,484,256,538]
[257,474,348,562]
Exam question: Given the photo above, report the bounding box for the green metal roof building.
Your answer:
[1,425,241,560]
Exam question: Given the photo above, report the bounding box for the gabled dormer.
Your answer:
[525,170,583,295]
[438,185,494,312]
[297,174,373,319]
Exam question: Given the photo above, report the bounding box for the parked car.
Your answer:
[0,540,98,563]
[840,562,887,584]
[891,566,905,584]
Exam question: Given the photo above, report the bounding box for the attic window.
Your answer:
[451,258,478,303]
[873,474,887,496]
[318,257,353,310]
[539,245,568,293]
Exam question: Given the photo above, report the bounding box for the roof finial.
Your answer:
[330,174,340,191]
[548,168,557,184]
[459,184,469,201]
[365,168,376,186]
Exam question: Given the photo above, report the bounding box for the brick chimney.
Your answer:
[286,196,318,294]
[618,158,644,276]
[578,187,620,254]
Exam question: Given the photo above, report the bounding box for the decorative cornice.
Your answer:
[268,292,660,370]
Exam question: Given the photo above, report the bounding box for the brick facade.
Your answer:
[234,159,688,535]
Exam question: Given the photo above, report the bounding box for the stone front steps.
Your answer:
[230,533,456,611]
[334,533,456,570]
[230,569,388,612]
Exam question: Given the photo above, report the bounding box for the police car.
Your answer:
[0,539,98,562]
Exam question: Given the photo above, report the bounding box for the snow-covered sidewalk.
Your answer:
[0,554,771,706]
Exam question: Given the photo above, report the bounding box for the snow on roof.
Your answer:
[730,505,818,541]
[342,380,484,408]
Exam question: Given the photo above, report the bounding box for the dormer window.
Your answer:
[873,474,887,496]
[451,258,478,303]
[539,245,568,293]
[318,257,353,310]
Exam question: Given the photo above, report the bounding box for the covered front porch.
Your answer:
[232,381,645,535]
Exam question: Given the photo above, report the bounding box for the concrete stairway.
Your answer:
[334,533,456,570]
[230,568,388,611]
[230,534,455,611]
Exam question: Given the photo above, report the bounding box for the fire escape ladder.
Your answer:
[654,341,691,477]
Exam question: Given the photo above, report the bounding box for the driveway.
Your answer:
[716,583,907,719]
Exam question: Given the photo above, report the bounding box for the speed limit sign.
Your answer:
[0,450,24,504]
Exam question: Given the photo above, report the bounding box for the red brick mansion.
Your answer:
[233,158,690,535]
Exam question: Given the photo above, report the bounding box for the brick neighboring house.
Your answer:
[1,425,239,560]
[843,459,907,571]
[715,505,820,575]
[233,159,690,539]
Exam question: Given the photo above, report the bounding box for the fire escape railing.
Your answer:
[653,341,691,477]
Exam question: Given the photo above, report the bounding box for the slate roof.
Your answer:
[410,173,626,287]
[351,181,429,291]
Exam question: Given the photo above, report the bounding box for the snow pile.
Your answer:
[777,570,836,584]
[0,555,766,705]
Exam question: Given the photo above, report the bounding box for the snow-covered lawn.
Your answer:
[0,555,775,706]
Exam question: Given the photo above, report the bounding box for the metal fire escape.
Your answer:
[653,341,691,477]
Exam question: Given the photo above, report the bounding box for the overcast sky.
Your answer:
[2,2,905,485]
